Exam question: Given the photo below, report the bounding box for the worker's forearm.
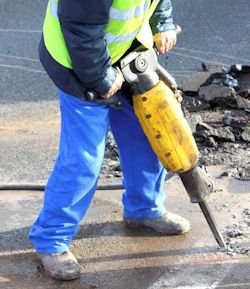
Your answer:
[150,0,176,34]
[58,0,116,95]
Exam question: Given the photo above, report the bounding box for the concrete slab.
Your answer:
[0,167,249,288]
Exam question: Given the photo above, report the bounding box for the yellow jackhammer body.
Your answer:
[86,40,227,248]
[119,46,226,248]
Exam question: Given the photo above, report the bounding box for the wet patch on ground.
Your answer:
[0,167,249,289]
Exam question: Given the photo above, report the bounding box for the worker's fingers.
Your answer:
[166,32,177,52]
[154,30,177,55]
[102,90,114,99]
[102,85,116,100]
[165,35,176,52]
[101,72,124,99]
[103,85,119,99]
[116,73,124,90]
[156,38,165,55]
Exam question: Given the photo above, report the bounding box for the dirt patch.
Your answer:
[182,65,250,180]
[99,64,250,180]
[222,208,250,256]
[101,67,250,181]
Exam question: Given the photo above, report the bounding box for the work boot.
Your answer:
[124,212,190,235]
[38,251,80,281]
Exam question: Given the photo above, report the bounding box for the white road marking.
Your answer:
[168,51,230,67]
[0,53,39,62]
[174,47,250,63]
[0,28,41,33]
[0,63,45,73]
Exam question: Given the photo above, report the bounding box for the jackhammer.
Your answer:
[86,28,227,248]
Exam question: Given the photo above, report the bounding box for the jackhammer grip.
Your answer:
[175,25,182,35]
[180,166,214,203]
[85,89,123,108]
[85,90,99,101]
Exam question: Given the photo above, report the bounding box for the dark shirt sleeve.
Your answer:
[58,0,116,95]
[150,0,176,34]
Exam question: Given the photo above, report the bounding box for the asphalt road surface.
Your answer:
[0,0,250,183]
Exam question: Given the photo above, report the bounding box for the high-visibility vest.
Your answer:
[43,0,159,69]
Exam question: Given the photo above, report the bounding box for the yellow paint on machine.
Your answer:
[133,81,199,173]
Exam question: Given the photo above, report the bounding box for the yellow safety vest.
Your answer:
[43,0,159,68]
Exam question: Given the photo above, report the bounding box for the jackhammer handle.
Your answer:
[155,25,181,91]
[85,90,99,102]
[175,25,182,35]
[157,64,178,90]
[85,67,124,101]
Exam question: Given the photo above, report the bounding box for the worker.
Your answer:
[29,0,190,281]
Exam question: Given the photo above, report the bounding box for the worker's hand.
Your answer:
[102,71,124,99]
[153,30,177,55]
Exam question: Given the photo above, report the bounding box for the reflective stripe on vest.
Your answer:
[136,0,160,48]
[105,0,159,63]
[50,0,58,19]
[49,0,152,22]
[105,29,139,44]
[44,0,72,68]
[43,0,158,68]
[109,1,151,21]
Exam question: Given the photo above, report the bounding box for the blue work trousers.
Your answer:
[29,90,167,253]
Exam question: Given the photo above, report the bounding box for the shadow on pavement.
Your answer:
[0,221,218,254]
[0,251,250,289]
[0,220,250,288]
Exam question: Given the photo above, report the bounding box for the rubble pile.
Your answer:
[100,63,250,180]
[181,63,250,178]
[101,131,121,178]
[223,208,250,255]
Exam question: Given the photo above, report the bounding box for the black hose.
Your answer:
[0,173,175,192]
[0,183,124,191]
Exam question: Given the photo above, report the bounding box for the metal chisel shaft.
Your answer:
[199,199,227,248]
